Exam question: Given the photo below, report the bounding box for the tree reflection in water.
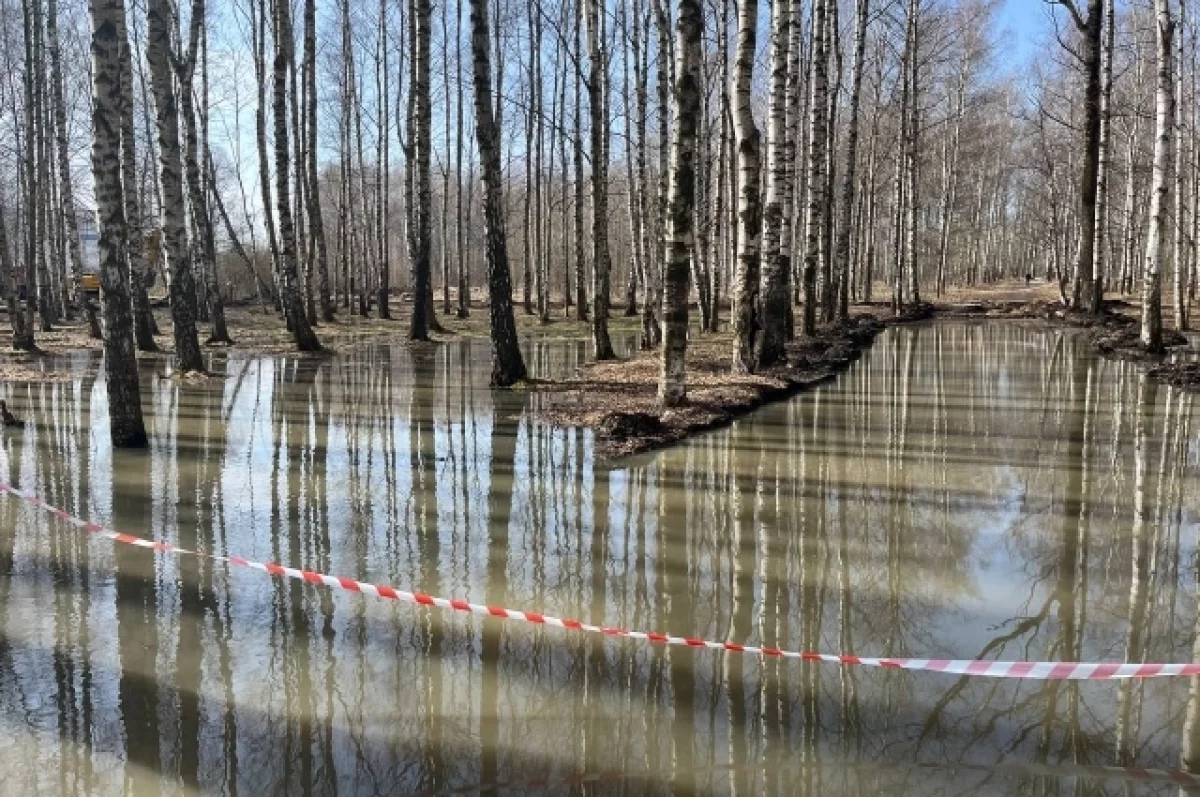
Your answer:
[0,324,1195,795]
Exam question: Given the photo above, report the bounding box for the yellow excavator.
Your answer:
[78,228,161,297]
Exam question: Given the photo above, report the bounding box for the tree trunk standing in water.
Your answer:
[756,0,792,366]
[146,0,205,372]
[468,0,527,385]
[522,84,534,316]
[621,0,645,322]
[272,0,321,351]
[659,0,701,406]
[1173,0,1189,331]
[179,0,232,345]
[799,0,829,338]
[47,0,85,315]
[0,201,33,350]
[833,0,869,321]
[376,0,391,320]
[29,0,56,333]
[253,0,280,294]
[820,0,841,323]
[1141,0,1174,353]
[729,0,760,373]
[117,13,158,348]
[936,54,968,297]
[90,0,148,447]
[585,0,616,360]
[19,0,40,347]
[1053,0,1102,309]
[455,0,469,318]
[409,0,434,341]
[573,0,588,323]
[903,0,921,306]
[633,0,658,347]
[1090,0,1114,314]
[303,0,333,322]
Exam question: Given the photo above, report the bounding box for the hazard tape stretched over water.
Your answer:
[3,479,1200,680]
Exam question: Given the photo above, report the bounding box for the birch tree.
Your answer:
[729,0,760,372]
[1050,0,1104,309]
[90,0,148,447]
[756,0,792,366]
[659,0,701,405]
[1090,0,1115,313]
[409,0,434,340]
[469,0,527,385]
[146,0,205,372]
[272,0,321,351]
[586,0,616,359]
[1141,0,1174,352]
[118,9,158,349]
[799,0,829,337]
[47,0,85,316]
[303,0,333,321]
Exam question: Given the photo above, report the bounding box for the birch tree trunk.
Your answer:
[799,0,829,337]
[586,0,616,359]
[179,0,231,345]
[903,0,921,306]
[455,0,469,318]
[633,0,657,346]
[0,198,32,350]
[253,0,280,292]
[756,0,792,365]
[573,1,588,325]
[1089,0,1114,313]
[117,10,158,349]
[89,0,148,447]
[832,0,869,321]
[1141,0,1174,352]
[272,0,321,351]
[146,0,205,372]
[1174,0,1189,331]
[1060,0,1103,308]
[303,0,332,321]
[47,0,85,317]
[408,0,434,340]
[729,0,761,373]
[469,0,527,385]
[377,0,391,320]
[659,0,701,406]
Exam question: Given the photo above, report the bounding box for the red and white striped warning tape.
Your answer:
[3,479,1199,680]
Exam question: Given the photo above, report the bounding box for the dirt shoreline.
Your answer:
[537,298,1199,459]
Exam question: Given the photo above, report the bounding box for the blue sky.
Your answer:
[996,0,1051,69]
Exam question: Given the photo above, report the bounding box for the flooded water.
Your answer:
[0,323,1198,795]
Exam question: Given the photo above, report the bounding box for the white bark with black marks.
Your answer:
[89,0,148,447]
[1141,0,1174,352]
[658,0,701,406]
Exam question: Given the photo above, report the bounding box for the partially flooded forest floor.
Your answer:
[0,295,644,381]
[0,283,1195,453]
[540,284,1200,458]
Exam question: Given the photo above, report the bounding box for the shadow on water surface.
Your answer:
[0,324,1197,795]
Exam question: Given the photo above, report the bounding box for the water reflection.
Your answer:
[0,324,1197,795]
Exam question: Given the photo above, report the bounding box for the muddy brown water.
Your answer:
[0,323,1197,795]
